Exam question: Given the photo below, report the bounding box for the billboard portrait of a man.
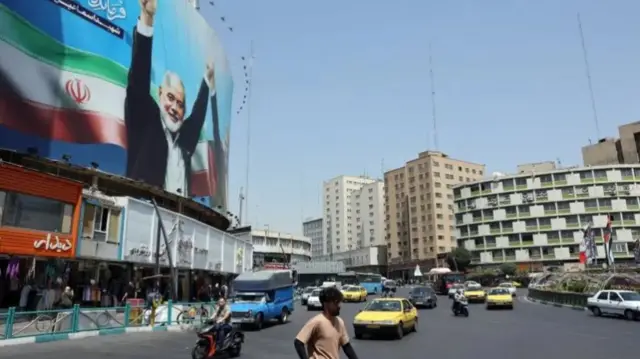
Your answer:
[125,0,218,196]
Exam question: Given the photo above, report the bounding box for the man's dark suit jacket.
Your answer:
[124,26,212,194]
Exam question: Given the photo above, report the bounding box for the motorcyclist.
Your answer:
[210,297,232,349]
[452,289,465,313]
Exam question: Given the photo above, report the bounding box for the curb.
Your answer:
[526,297,586,311]
[0,324,190,347]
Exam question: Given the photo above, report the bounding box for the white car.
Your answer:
[587,290,640,320]
[307,289,323,310]
[448,283,465,298]
[498,282,517,296]
[301,287,317,305]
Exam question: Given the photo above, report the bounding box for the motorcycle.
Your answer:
[452,299,469,317]
[192,321,244,359]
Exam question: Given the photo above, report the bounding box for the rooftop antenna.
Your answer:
[577,13,601,140]
[381,159,385,178]
[244,41,255,224]
[428,43,439,151]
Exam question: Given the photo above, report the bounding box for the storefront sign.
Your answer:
[33,233,73,252]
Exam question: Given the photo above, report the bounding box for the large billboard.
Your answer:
[0,0,232,210]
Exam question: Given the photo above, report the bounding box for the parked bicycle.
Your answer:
[176,303,210,325]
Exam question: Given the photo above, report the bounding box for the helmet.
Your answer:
[457,289,462,294]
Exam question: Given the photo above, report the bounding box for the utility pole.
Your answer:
[238,187,245,226]
[244,42,255,224]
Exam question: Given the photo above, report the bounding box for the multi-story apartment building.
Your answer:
[385,151,485,275]
[322,176,385,256]
[303,217,324,258]
[582,121,640,166]
[453,164,640,269]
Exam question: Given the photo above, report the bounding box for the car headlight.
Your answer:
[246,310,253,317]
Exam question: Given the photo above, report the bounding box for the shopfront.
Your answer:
[0,163,82,309]
[120,197,253,301]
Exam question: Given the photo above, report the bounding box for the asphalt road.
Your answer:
[1,289,637,359]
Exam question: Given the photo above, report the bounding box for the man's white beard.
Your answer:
[161,110,183,134]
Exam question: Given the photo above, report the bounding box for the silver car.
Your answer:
[587,290,640,320]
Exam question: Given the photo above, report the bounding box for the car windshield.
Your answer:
[465,287,482,291]
[499,283,513,288]
[365,300,402,312]
[303,287,316,293]
[489,288,509,295]
[232,294,265,303]
[620,292,640,301]
[410,287,430,295]
[311,290,322,296]
[346,287,360,292]
[451,284,464,290]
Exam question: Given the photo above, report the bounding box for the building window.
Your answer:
[1,191,73,233]
[81,204,121,243]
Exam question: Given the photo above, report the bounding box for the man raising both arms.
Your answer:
[294,287,359,359]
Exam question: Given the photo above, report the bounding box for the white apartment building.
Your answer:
[303,217,324,258]
[322,175,385,256]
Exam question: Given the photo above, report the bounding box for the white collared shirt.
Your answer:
[164,128,187,196]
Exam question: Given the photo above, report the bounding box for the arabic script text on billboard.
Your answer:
[0,0,232,210]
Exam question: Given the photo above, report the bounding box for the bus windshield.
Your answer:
[360,274,382,283]
[443,273,465,284]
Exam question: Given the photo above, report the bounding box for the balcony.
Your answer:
[484,215,494,221]
[516,184,527,190]
[547,238,561,244]
[562,193,575,199]
[490,228,501,234]
[503,186,515,192]
[594,176,608,183]
[544,209,556,215]
[542,252,554,259]
[530,254,542,260]
[509,241,521,247]
[520,212,531,218]
[585,207,599,213]
[541,182,554,188]
[506,213,518,219]
[504,255,516,261]
[560,236,574,244]
[566,222,580,229]
[485,243,497,249]
[525,225,537,231]
[554,180,567,186]
[622,175,634,181]
[623,220,636,226]
[558,208,571,214]
[522,240,533,246]
[539,225,552,230]
[580,177,594,184]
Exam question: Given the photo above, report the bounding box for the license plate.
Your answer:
[367,325,380,329]
[415,301,423,305]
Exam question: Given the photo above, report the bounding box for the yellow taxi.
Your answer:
[342,285,367,302]
[463,287,486,303]
[485,287,514,310]
[353,298,417,340]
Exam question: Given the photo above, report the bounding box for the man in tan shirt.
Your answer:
[294,287,359,359]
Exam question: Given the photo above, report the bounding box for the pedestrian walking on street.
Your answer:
[293,287,359,359]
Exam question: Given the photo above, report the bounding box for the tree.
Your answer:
[499,262,517,276]
[447,248,471,272]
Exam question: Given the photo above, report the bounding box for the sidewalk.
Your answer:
[0,324,190,347]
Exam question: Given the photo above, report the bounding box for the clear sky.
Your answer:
[200,0,640,235]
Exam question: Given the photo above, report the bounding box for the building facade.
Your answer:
[303,217,323,258]
[453,165,640,268]
[234,229,311,268]
[385,151,485,272]
[582,121,640,166]
[312,245,387,274]
[322,176,384,256]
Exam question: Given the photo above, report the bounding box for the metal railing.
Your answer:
[0,301,216,341]
[527,288,591,308]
